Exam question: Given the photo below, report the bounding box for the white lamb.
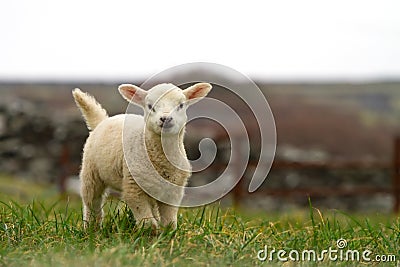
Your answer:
[72,82,212,231]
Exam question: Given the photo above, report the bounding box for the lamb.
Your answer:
[72,82,212,231]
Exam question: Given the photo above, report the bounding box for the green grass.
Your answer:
[1,200,399,266]
[0,176,399,266]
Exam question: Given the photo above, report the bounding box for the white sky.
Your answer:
[1,0,400,81]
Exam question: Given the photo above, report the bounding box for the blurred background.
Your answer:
[0,0,399,213]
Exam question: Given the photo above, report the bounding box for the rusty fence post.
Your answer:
[232,137,245,209]
[393,136,400,213]
[59,143,70,194]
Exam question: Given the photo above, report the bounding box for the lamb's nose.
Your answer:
[160,116,173,129]
[160,116,173,124]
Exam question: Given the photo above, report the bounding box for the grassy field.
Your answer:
[0,176,399,266]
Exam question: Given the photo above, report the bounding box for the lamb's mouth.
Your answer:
[160,122,174,129]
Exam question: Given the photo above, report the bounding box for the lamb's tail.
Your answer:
[72,88,108,130]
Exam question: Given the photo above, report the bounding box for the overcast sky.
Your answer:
[1,0,399,82]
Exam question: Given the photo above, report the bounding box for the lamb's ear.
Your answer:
[118,84,147,107]
[183,83,212,105]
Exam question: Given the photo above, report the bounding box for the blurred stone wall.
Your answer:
[0,98,87,185]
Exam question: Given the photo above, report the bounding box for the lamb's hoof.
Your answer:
[160,222,177,232]
[83,220,100,232]
[137,218,159,235]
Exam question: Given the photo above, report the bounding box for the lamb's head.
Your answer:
[119,82,212,135]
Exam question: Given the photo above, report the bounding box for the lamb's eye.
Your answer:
[177,103,184,110]
[148,104,155,112]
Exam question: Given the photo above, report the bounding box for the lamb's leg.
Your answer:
[158,203,179,229]
[122,177,159,231]
[158,187,184,229]
[151,201,161,223]
[80,166,105,229]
